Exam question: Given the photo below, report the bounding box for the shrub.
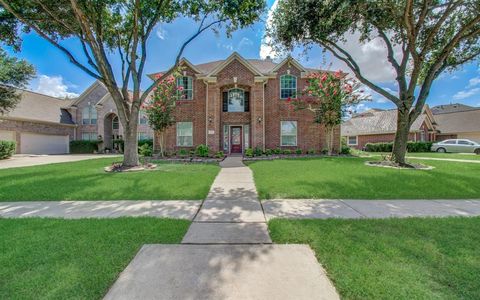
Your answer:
[340,146,351,155]
[139,143,153,157]
[245,148,254,157]
[254,147,263,157]
[70,140,99,154]
[178,149,189,157]
[365,141,433,153]
[215,151,224,159]
[307,149,316,155]
[295,149,302,155]
[321,148,329,155]
[195,144,210,157]
[138,139,153,148]
[283,149,292,155]
[265,148,273,156]
[0,140,16,159]
[273,148,282,155]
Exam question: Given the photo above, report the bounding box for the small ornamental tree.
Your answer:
[289,71,367,155]
[143,72,180,157]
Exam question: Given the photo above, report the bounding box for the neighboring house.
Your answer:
[148,52,339,154]
[1,52,340,155]
[431,104,480,142]
[0,89,75,154]
[341,106,437,150]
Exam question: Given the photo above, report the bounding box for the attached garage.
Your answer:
[20,133,69,154]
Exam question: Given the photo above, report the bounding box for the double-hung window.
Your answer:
[347,136,358,146]
[280,121,297,146]
[280,75,297,99]
[82,105,97,125]
[176,76,193,100]
[176,122,193,146]
[81,132,97,141]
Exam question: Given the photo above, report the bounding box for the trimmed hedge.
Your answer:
[70,140,100,154]
[0,140,16,159]
[365,141,433,153]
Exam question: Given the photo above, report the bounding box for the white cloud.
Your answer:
[156,26,167,40]
[468,77,480,87]
[238,37,253,50]
[259,0,279,59]
[34,75,79,98]
[453,87,480,100]
[217,42,234,51]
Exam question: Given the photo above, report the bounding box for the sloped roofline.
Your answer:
[147,58,202,80]
[207,52,264,76]
[70,80,104,107]
[270,55,307,73]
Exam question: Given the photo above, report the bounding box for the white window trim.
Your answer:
[176,122,193,147]
[280,121,298,146]
[347,136,358,146]
[280,74,297,99]
[82,105,97,125]
[177,76,194,100]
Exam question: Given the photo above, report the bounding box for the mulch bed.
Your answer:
[365,160,434,170]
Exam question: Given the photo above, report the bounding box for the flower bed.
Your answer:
[243,154,350,161]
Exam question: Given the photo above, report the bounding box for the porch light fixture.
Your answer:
[233,77,237,83]
[208,116,213,123]
[257,117,262,123]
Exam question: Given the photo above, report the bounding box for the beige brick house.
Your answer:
[1,52,340,154]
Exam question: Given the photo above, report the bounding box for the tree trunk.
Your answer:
[159,131,165,158]
[325,126,334,155]
[122,122,139,167]
[391,108,411,165]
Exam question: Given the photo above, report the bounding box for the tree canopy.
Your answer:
[269,0,480,164]
[0,48,35,114]
[0,0,265,166]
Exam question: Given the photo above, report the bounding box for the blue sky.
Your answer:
[4,0,480,110]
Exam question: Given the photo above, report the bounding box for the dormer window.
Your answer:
[82,105,97,125]
[280,74,297,99]
[176,76,193,100]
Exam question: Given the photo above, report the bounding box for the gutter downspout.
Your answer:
[204,80,209,145]
[263,80,267,151]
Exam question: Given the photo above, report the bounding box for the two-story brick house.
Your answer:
[1,52,339,155]
[150,52,340,154]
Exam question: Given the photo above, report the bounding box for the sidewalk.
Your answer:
[104,156,340,300]
[263,199,480,220]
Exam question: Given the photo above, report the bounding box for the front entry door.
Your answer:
[230,126,243,153]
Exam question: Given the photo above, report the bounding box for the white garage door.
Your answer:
[0,130,15,141]
[20,133,69,154]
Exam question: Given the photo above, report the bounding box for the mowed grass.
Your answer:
[269,217,480,299]
[248,157,480,199]
[0,158,219,200]
[367,152,480,160]
[0,218,190,300]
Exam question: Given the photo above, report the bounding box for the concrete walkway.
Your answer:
[182,156,271,244]
[106,156,340,299]
[0,200,200,220]
[0,154,121,169]
[263,199,480,220]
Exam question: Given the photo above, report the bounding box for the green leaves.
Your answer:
[0,48,35,114]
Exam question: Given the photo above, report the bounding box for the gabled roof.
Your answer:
[148,52,327,80]
[206,52,264,76]
[1,89,75,125]
[434,109,480,134]
[270,56,307,73]
[341,107,435,136]
[431,103,477,114]
[70,80,105,106]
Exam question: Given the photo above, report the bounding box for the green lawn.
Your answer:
[248,157,480,199]
[366,152,480,160]
[0,218,190,300]
[0,158,219,201]
[269,217,480,299]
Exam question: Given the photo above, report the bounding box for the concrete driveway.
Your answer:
[0,154,121,169]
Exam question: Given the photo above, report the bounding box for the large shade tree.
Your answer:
[268,0,480,165]
[0,48,35,114]
[0,0,265,166]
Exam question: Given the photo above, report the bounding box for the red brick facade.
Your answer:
[154,54,340,154]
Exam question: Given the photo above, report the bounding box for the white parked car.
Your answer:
[431,139,480,154]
